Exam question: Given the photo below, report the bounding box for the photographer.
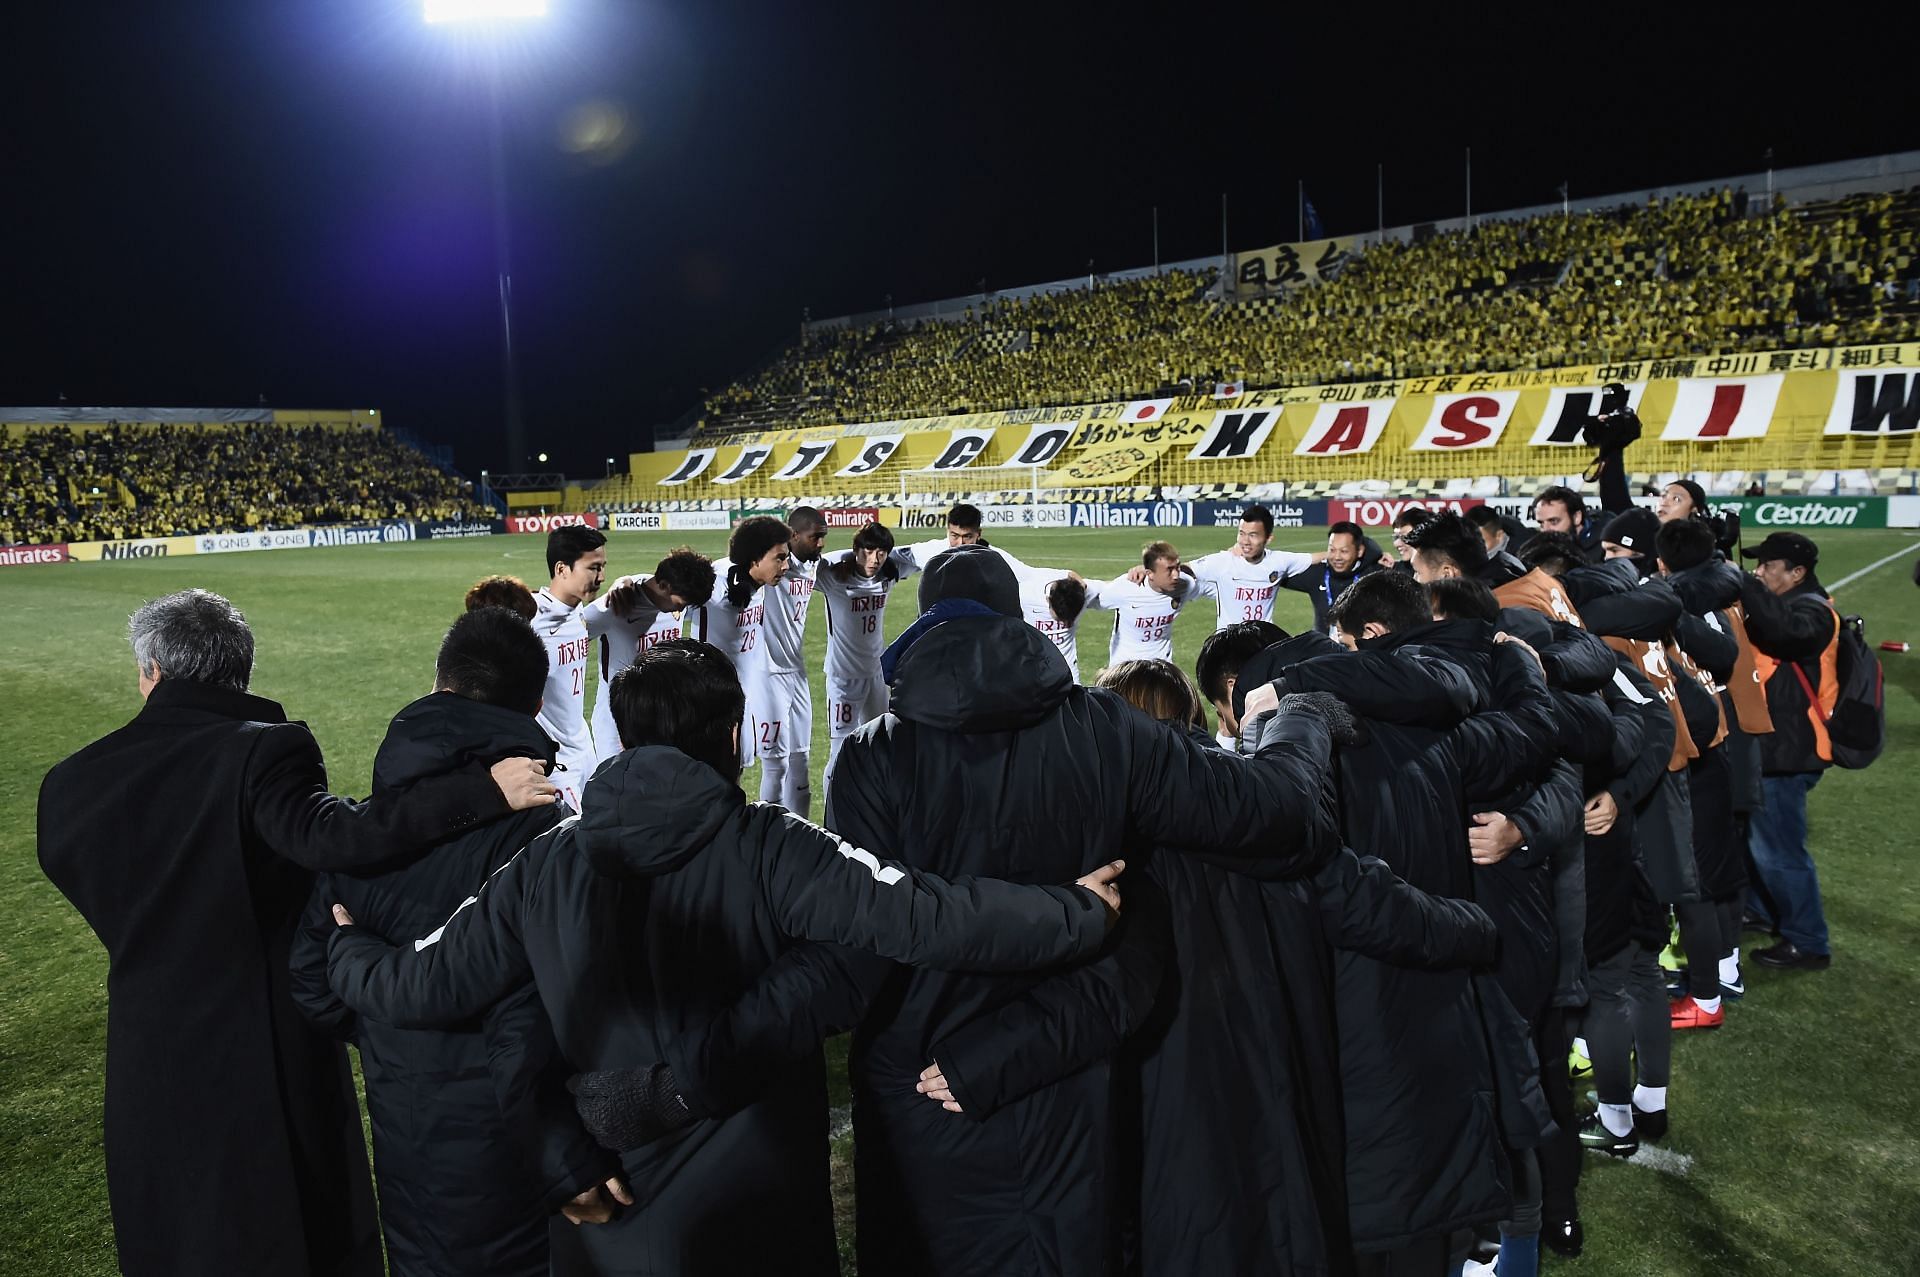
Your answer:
[1579,383,1643,518]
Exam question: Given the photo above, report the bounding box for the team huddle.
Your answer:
[36,485,1853,1277]
[524,502,1376,816]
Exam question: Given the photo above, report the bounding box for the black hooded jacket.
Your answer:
[326,744,1115,1277]
[827,613,1337,1277]
[1122,722,1498,1277]
[1237,631,1556,1251]
[292,693,576,1277]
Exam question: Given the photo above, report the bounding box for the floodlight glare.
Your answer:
[424,0,549,24]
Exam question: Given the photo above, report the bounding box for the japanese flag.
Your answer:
[1123,398,1173,423]
[1212,380,1247,400]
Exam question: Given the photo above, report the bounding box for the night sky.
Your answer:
[3,2,1914,476]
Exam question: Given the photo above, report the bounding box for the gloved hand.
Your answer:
[567,1063,694,1152]
[1277,690,1365,746]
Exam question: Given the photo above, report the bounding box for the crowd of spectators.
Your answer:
[0,423,490,547]
[700,186,1920,437]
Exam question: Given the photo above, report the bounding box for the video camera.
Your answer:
[1579,383,1643,464]
[1705,505,1742,557]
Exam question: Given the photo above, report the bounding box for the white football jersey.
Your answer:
[532,587,598,810]
[1189,548,1317,630]
[1094,575,1209,664]
[582,575,683,764]
[817,548,917,685]
[762,556,820,677]
[899,538,1034,578]
[683,586,771,680]
[1020,569,1094,673]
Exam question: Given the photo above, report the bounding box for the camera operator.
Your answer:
[1580,383,1643,517]
[1657,478,1743,560]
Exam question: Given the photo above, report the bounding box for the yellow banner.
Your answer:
[66,535,201,562]
[1040,439,1173,486]
[1236,235,1356,292]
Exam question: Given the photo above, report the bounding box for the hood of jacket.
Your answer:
[1563,556,1641,609]
[1664,557,1742,616]
[1476,550,1528,588]
[578,744,745,877]
[889,613,1075,733]
[373,691,557,792]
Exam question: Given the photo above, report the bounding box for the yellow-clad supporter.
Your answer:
[0,424,490,546]
[697,187,1920,436]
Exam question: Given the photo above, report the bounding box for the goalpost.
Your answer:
[896,465,1053,513]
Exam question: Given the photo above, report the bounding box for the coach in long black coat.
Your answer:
[1241,629,1558,1257]
[37,677,519,1277]
[827,547,1338,1277]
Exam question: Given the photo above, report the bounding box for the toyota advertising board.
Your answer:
[1327,497,1484,527]
[505,513,602,534]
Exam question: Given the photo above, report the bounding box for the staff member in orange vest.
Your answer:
[1735,532,1839,972]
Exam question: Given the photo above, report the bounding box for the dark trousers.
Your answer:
[1588,941,1671,1104]
[1536,1007,1581,1224]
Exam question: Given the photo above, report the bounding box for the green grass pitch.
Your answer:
[3,527,1917,1273]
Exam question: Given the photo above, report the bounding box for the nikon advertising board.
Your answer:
[67,535,202,562]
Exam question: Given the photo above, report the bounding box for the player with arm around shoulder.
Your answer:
[820,521,920,797]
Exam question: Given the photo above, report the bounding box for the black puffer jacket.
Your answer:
[1120,719,1498,1277]
[827,613,1336,1277]
[292,693,575,1277]
[1566,561,1701,905]
[327,744,1116,1277]
[1240,631,1555,1252]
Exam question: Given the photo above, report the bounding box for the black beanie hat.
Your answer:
[1669,478,1709,514]
[1603,507,1661,552]
[918,545,1022,618]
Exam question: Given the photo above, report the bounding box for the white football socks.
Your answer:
[1633,1084,1668,1113]
[1719,953,1742,984]
[1599,1102,1634,1137]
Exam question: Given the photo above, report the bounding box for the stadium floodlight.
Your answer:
[423,0,549,24]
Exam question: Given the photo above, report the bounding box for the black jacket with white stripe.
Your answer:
[326,742,1113,1277]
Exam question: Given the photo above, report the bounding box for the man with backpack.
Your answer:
[1736,531,1881,971]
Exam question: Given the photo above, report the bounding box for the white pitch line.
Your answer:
[1826,538,1920,592]
[1626,1143,1695,1177]
[828,1105,852,1141]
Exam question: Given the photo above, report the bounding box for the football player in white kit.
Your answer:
[1019,571,1095,676]
[583,547,716,767]
[681,516,791,774]
[1092,540,1211,664]
[1176,505,1324,629]
[817,521,919,799]
[897,502,1040,576]
[758,507,828,817]
[531,524,607,812]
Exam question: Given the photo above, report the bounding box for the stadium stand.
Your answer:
[0,422,490,547]
[699,187,1920,437]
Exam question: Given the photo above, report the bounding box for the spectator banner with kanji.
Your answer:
[630,341,1920,500]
